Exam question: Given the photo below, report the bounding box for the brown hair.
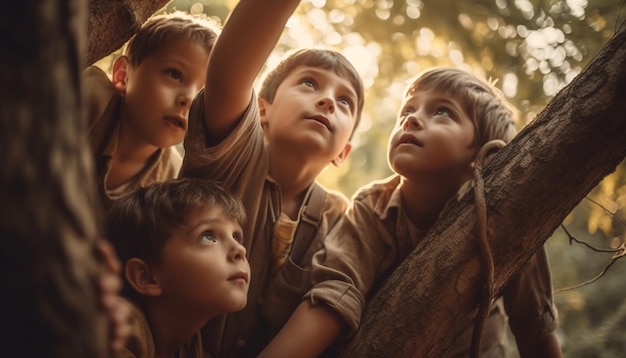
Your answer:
[106,178,246,268]
[124,11,220,68]
[259,48,365,138]
[404,67,518,146]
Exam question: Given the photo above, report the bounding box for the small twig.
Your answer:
[555,224,626,293]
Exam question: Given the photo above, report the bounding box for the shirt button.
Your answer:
[236,339,246,348]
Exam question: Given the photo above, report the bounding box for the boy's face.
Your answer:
[114,39,210,149]
[259,66,358,166]
[388,88,478,183]
[152,205,250,317]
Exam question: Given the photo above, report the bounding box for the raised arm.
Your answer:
[203,0,301,144]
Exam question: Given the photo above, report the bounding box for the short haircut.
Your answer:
[404,67,518,146]
[106,178,246,268]
[124,11,220,68]
[259,48,365,138]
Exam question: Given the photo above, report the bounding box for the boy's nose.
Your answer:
[230,240,247,262]
[403,113,423,131]
[177,90,194,107]
[316,96,335,113]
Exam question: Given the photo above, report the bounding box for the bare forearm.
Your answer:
[258,300,345,358]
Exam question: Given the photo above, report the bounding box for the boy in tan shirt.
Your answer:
[84,12,219,212]
[180,0,365,356]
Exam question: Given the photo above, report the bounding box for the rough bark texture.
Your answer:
[0,0,108,356]
[87,0,171,66]
[339,26,626,357]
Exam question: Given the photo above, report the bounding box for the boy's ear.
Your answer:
[124,258,162,297]
[331,142,352,167]
[112,56,130,94]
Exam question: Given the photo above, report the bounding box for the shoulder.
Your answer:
[353,175,401,205]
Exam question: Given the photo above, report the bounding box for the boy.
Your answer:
[262,67,562,357]
[179,0,364,356]
[106,178,250,358]
[84,12,219,212]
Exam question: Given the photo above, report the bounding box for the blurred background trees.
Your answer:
[95,0,626,355]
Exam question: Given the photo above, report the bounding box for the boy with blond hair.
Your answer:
[262,67,562,357]
[107,178,250,358]
[179,0,364,356]
[84,12,219,211]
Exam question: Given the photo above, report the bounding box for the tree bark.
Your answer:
[338,26,626,357]
[87,0,171,66]
[0,0,109,356]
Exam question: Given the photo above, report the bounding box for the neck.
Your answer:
[117,109,160,163]
[399,175,464,231]
[267,148,323,219]
[144,300,211,358]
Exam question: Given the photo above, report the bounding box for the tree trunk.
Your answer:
[0,0,109,356]
[338,27,626,357]
[87,0,171,66]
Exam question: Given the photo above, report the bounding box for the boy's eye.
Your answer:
[165,68,183,81]
[200,232,217,243]
[338,97,352,108]
[400,108,415,118]
[233,232,243,245]
[435,107,453,118]
[301,78,316,88]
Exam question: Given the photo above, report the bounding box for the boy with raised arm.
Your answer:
[263,67,562,357]
[84,12,219,212]
[179,0,365,356]
[106,178,250,358]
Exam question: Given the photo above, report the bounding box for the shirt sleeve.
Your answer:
[502,245,559,340]
[305,194,398,334]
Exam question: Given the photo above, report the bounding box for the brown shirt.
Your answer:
[83,66,182,212]
[181,91,349,357]
[308,174,558,354]
[116,298,204,358]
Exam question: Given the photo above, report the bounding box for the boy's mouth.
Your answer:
[165,116,187,130]
[306,115,331,130]
[229,271,249,284]
[398,133,422,147]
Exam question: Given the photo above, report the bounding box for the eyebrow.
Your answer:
[297,68,358,101]
[183,218,220,236]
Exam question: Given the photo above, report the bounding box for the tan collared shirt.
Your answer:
[308,174,558,354]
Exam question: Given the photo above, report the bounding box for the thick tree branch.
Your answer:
[87,0,171,66]
[339,25,626,357]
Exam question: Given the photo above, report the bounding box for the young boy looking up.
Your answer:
[84,12,220,212]
[106,178,250,358]
[262,67,562,357]
[179,0,364,356]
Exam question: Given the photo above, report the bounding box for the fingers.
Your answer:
[95,239,122,274]
[108,296,132,352]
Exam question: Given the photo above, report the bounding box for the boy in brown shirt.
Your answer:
[179,0,365,356]
[84,12,219,212]
[106,178,250,358]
